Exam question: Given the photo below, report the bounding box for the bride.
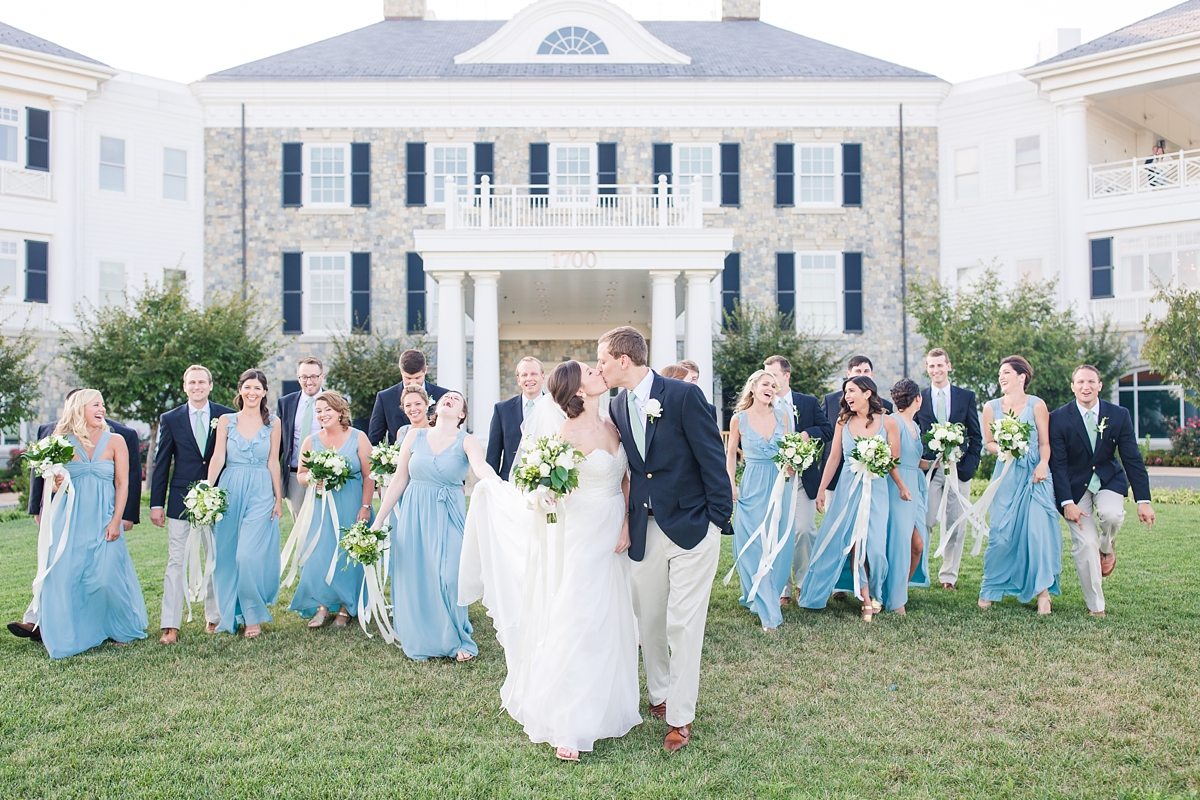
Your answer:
[460,361,641,761]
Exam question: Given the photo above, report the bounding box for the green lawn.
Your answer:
[1,505,1198,799]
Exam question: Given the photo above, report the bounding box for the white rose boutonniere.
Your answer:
[643,398,663,424]
[1096,416,1108,439]
[210,418,220,431]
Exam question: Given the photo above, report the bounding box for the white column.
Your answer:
[433,271,466,394]
[685,269,718,403]
[649,270,679,371]
[1057,98,1090,312]
[50,99,80,324]
[470,271,500,442]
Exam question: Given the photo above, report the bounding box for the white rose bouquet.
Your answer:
[511,433,585,523]
[303,449,352,497]
[991,411,1033,462]
[183,480,228,526]
[850,435,898,478]
[923,421,966,466]
[339,521,390,568]
[23,435,75,480]
[772,432,823,474]
[369,442,404,484]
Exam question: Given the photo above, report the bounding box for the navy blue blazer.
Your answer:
[368,381,448,446]
[914,385,983,482]
[277,390,313,495]
[783,390,834,500]
[27,419,142,523]
[1048,399,1151,509]
[609,373,733,562]
[820,390,893,490]
[486,394,526,481]
[150,401,236,519]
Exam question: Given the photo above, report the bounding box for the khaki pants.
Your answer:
[1066,489,1124,614]
[784,491,819,597]
[285,470,306,520]
[631,519,721,728]
[927,469,973,586]
[161,517,219,629]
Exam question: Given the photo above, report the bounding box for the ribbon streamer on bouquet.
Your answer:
[938,452,1016,559]
[806,458,877,601]
[180,523,216,623]
[321,493,344,586]
[28,465,76,624]
[280,484,317,586]
[925,457,973,553]
[355,562,397,643]
[723,470,799,608]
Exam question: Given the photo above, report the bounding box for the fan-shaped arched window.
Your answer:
[538,27,608,56]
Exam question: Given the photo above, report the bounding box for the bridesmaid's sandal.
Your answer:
[978,599,992,610]
[1037,595,1052,616]
[205,622,218,634]
[455,651,475,663]
[762,626,778,633]
[893,606,906,615]
[870,599,883,614]
[309,608,329,628]
[244,625,262,639]
[333,610,351,627]
[860,602,874,623]
[555,748,580,762]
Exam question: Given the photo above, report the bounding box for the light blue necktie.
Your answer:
[1085,408,1102,494]
[627,391,645,460]
[194,409,207,453]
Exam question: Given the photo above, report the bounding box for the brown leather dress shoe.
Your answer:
[648,701,667,721]
[7,621,42,643]
[158,628,179,645]
[1100,550,1116,577]
[664,724,691,752]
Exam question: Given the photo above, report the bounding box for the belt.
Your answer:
[646,508,654,517]
[289,467,299,473]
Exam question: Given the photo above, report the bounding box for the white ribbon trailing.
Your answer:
[321,493,344,586]
[180,523,216,623]
[937,452,1016,559]
[806,458,877,601]
[723,470,799,608]
[355,562,397,643]
[280,484,317,586]
[925,457,973,554]
[28,465,75,624]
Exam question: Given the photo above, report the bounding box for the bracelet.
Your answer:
[362,504,371,509]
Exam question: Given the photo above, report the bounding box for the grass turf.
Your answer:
[1,505,1198,799]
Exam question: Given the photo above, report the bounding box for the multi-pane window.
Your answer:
[307,254,348,332]
[1118,232,1200,294]
[0,426,19,446]
[0,108,16,163]
[554,145,592,198]
[309,146,345,204]
[164,268,186,289]
[798,146,835,204]
[676,145,715,204]
[1119,370,1199,441]
[538,27,607,55]
[1014,135,1041,191]
[432,145,469,204]
[955,147,979,200]
[98,261,125,308]
[957,264,985,289]
[100,137,125,192]
[0,241,17,295]
[798,254,838,332]
[163,148,187,201]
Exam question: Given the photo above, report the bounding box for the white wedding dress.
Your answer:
[461,428,641,752]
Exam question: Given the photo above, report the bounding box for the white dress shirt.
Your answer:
[191,403,210,448]
[930,384,952,421]
[630,369,655,416]
[291,393,323,468]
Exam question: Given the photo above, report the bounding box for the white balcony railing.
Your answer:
[1089,148,1200,199]
[0,298,51,331]
[0,166,51,200]
[1089,295,1166,327]
[446,176,703,230]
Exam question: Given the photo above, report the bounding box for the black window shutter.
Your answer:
[776,253,795,317]
[720,143,740,207]
[843,252,863,333]
[842,143,862,207]
[351,252,370,332]
[282,143,302,207]
[474,142,494,193]
[775,144,794,207]
[25,108,49,172]
[351,143,370,207]
[721,252,740,328]
[24,240,48,303]
[406,142,426,206]
[282,252,303,334]
[1090,238,1114,299]
[597,143,617,195]
[406,253,426,334]
[652,143,672,192]
[529,143,549,196]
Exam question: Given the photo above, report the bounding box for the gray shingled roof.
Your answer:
[0,21,106,66]
[205,20,937,81]
[1036,0,1200,65]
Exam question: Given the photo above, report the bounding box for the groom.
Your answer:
[598,326,733,752]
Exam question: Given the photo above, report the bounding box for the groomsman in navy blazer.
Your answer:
[914,348,983,590]
[819,356,893,491]
[1049,364,1154,616]
[486,356,546,480]
[149,365,235,643]
[278,357,328,518]
[368,349,447,446]
[764,356,834,602]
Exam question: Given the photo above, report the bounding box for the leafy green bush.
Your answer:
[1170,418,1200,458]
[326,329,432,428]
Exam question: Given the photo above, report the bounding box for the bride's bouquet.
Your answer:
[303,450,352,497]
[23,435,74,481]
[923,421,966,466]
[850,435,898,477]
[511,434,585,524]
[368,442,404,485]
[992,411,1033,462]
[339,520,390,568]
[772,432,823,474]
[183,480,228,526]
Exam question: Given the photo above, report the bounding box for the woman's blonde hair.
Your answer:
[314,390,351,431]
[735,370,778,413]
[54,389,106,449]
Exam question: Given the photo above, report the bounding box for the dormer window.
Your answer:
[538,27,608,55]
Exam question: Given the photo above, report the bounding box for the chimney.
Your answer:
[384,0,426,20]
[722,0,760,21]
[1037,27,1082,61]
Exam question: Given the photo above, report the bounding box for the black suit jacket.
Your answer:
[150,402,235,519]
[819,390,893,490]
[782,390,834,500]
[1048,399,1151,509]
[610,373,733,562]
[368,381,448,446]
[28,419,142,523]
[277,391,312,495]
[486,394,527,481]
[914,385,983,482]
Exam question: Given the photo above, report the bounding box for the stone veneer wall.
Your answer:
[498,339,596,397]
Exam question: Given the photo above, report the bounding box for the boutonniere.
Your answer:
[1096,417,1108,438]
[210,418,220,431]
[643,398,663,424]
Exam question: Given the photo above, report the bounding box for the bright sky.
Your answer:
[0,0,1184,84]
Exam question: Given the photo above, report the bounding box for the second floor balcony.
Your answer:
[1090,148,1200,199]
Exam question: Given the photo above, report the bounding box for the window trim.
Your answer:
[162,146,188,202]
[97,260,126,308]
[0,237,21,298]
[427,143,474,208]
[673,142,719,207]
[302,250,353,335]
[791,250,843,338]
[952,144,981,203]
[0,106,19,165]
[302,143,351,209]
[1011,130,1047,197]
[98,135,126,194]
[795,143,842,207]
[549,142,598,204]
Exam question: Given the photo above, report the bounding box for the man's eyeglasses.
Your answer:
[298,374,324,383]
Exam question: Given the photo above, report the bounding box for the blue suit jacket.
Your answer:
[610,373,734,562]
[368,381,447,446]
[914,385,983,482]
[819,390,893,490]
[1048,399,1151,508]
[784,390,834,500]
[150,401,236,519]
[27,419,142,523]
[486,394,525,481]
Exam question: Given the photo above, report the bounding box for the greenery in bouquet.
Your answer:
[368,442,404,484]
[923,421,966,466]
[22,435,75,479]
[992,411,1033,461]
[849,435,898,478]
[511,434,585,523]
[183,480,228,527]
[340,521,390,568]
[304,450,351,496]
[772,432,823,475]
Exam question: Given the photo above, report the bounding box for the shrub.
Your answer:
[1170,417,1200,458]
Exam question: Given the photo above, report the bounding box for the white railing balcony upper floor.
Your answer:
[445,175,704,230]
[0,166,51,201]
[1089,295,1166,328]
[0,297,51,331]
[1089,148,1200,199]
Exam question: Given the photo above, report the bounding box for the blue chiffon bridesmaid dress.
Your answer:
[979,397,1062,604]
[731,408,794,629]
[289,431,369,619]
[212,416,282,633]
[390,428,477,660]
[798,425,890,609]
[38,431,148,659]
[882,417,929,610]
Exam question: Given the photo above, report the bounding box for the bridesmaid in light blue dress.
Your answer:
[374,391,500,661]
[726,370,795,632]
[208,369,284,638]
[978,356,1062,614]
[799,376,909,621]
[883,380,929,613]
[290,391,374,627]
[36,390,147,658]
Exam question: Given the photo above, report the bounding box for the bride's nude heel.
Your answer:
[555,747,580,762]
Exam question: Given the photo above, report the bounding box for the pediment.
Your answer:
[454,0,691,65]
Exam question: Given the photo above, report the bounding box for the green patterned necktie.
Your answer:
[1085,408,1101,493]
[194,408,207,453]
[627,391,646,459]
[301,398,314,444]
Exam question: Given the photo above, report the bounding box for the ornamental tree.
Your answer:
[1142,283,1200,399]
